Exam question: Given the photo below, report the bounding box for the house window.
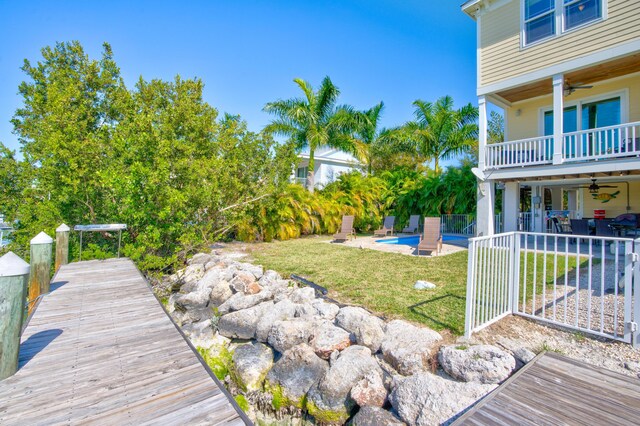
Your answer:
[564,0,602,30]
[523,0,603,46]
[296,167,308,179]
[524,0,555,45]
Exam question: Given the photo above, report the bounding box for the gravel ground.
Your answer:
[520,260,630,337]
[469,315,640,379]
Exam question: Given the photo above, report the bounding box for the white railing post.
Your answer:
[510,232,521,313]
[632,239,640,348]
[552,74,564,165]
[464,238,477,338]
[478,95,487,171]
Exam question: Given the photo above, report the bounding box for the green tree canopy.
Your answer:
[9,41,294,269]
[263,76,360,191]
[401,96,478,173]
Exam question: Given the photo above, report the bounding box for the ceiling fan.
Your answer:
[564,81,594,96]
[569,179,617,194]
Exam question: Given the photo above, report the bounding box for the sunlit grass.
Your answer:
[248,236,469,335]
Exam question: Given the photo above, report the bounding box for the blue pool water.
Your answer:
[376,235,467,246]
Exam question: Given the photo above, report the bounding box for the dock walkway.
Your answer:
[454,351,640,425]
[0,258,247,425]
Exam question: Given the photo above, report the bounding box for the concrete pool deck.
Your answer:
[331,233,469,257]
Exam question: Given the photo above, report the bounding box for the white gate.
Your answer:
[465,232,640,347]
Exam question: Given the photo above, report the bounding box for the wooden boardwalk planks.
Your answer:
[454,352,640,425]
[0,258,248,425]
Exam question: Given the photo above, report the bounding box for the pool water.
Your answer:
[375,235,467,246]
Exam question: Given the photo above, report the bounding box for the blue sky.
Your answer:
[0,0,477,155]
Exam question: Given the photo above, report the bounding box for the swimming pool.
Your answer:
[375,235,467,246]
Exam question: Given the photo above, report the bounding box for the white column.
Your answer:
[476,181,495,236]
[551,188,563,210]
[567,190,578,214]
[478,95,487,171]
[503,182,519,232]
[552,74,564,165]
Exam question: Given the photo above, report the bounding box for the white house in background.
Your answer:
[294,147,362,188]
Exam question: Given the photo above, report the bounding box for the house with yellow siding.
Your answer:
[462,0,640,236]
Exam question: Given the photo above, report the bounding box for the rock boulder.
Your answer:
[231,342,274,391]
[310,321,352,359]
[307,345,383,424]
[351,406,406,426]
[267,319,315,353]
[381,320,442,375]
[438,345,516,384]
[335,307,386,353]
[389,373,496,426]
[218,301,272,339]
[265,344,329,409]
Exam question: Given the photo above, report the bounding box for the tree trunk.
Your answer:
[307,149,315,192]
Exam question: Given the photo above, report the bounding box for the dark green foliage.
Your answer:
[7,41,295,271]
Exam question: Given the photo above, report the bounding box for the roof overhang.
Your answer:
[461,0,483,20]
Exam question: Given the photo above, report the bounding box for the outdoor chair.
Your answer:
[595,219,615,241]
[570,219,590,244]
[374,216,395,237]
[550,217,571,235]
[418,217,442,256]
[332,215,355,243]
[402,215,420,234]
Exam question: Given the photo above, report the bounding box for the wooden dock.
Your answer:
[0,258,248,425]
[454,351,640,425]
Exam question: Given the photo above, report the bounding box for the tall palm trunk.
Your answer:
[307,149,315,192]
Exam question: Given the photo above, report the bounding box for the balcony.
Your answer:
[485,121,640,170]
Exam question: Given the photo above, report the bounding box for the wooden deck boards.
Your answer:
[0,258,247,425]
[454,352,640,425]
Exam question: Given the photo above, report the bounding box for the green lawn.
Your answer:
[247,237,469,335]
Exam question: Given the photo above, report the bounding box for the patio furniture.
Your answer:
[374,216,395,237]
[570,219,590,244]
[418,217,442,256]
[333,215,355,242]
[595,219,615,237]
[610,213,640,237]
[402,215,420,234]
[550,217,571,235]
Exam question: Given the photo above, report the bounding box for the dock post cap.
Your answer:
[0,252,30,277]
[56,224,71,232]
[30,231,54,245]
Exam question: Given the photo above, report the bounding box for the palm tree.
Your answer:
[263,76,358,191]
[402,96,478,173]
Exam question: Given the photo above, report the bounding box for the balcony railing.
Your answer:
[563,121,640,163]
[485,121,640,170]
[485,135,554,169]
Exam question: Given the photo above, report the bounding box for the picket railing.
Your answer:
[465,231,640,347]
[563,121,640,163]
[440,214,502,236]
[485,135,553,169]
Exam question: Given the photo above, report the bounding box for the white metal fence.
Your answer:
[440,214,502,236]
[519,212,533,232]
[465,231,640,347]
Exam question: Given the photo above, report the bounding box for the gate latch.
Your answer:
[626,322,638,333]
[631,253,640,263]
